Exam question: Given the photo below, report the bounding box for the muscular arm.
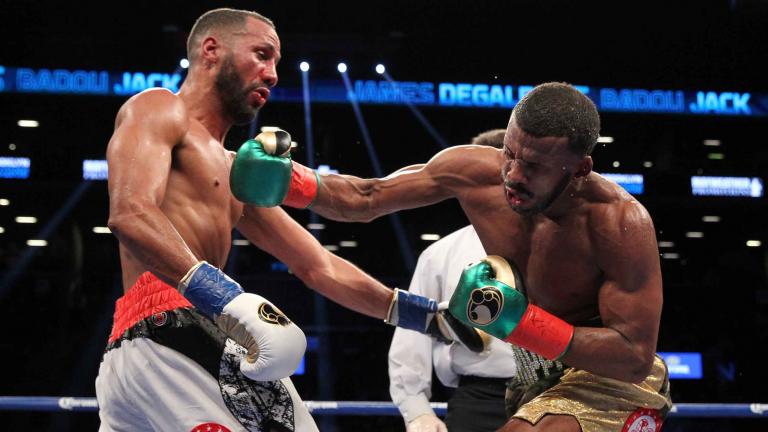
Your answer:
[236,205,394,318]
[561,200,663,382]
[106,89,198,286]
[311,145,489,222]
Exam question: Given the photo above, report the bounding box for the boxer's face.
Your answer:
[215,17,281,124]
[501,121,584,215]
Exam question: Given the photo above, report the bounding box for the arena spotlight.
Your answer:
[179,58,189,69]
[375,64,386,74]
[337,62,347,73]
[15,216,37,224]
[17,120,39,128]
[299,61,310,72]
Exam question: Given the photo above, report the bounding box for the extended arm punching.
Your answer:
[231,129,490,350]
[237,204,489,353]
[229,129,484,221]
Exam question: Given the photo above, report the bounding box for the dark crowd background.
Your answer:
[1,1,767,430]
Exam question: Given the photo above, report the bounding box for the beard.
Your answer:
[506,172,573,216]
[215,55,260,125]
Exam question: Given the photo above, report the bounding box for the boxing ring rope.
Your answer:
[1,397,767,418]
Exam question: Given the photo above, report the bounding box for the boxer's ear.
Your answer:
[200,36,222,67]
[575,156,592,178]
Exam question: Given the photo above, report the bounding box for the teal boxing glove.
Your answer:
[448,256,574,361]
[230,129,320,208]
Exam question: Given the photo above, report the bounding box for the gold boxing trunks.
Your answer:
[512,355,672,432]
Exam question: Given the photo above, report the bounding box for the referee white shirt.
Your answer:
[388,225,518,423]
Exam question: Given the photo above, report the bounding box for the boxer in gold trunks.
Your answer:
[233,82,672,431]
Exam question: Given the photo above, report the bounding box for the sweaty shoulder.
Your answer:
[114,88,189,141]
[425,144,502,187]
[587,173,655,242]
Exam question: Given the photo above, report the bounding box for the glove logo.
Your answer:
[150,312,168,327]
[258,303,292,326]
[467,286,504,326]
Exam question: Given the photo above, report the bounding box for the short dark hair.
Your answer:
[512,82,600,156]
[187,8,275,62]
[470,129,506,148]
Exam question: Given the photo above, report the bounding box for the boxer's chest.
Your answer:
[468,201,602,322]
[520,221,601,318]
[174,127,243,226]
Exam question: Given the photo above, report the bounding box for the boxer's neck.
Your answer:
[178,75,232,144]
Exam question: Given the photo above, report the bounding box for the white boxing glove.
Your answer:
[179,261,307,381]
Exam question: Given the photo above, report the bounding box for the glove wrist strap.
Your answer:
[505,304,574,361]
[384,288,400,326]
[178,261,206,294]
[179,262,244,318]
[284,163,319,208]
[386,289,438,332]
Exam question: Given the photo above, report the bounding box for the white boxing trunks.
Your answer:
[95,272,318,432]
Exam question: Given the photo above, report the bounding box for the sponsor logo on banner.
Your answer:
[750,404,768,415]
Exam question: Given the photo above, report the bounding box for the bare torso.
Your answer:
[454,148,627,325]
[312,135,661,380]
[115,109,244,291]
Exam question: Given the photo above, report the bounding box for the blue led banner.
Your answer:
[0,66,183,96]
[82,159,108,180]
[658,352,703,379]
[343,80,762,116]
[0,157,31,179]
[602,173,644,195]
[691,176,763,197]
[2,65,766,116]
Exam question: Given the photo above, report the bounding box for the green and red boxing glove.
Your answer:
[230,129,320,208]
[448,256,574,361]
